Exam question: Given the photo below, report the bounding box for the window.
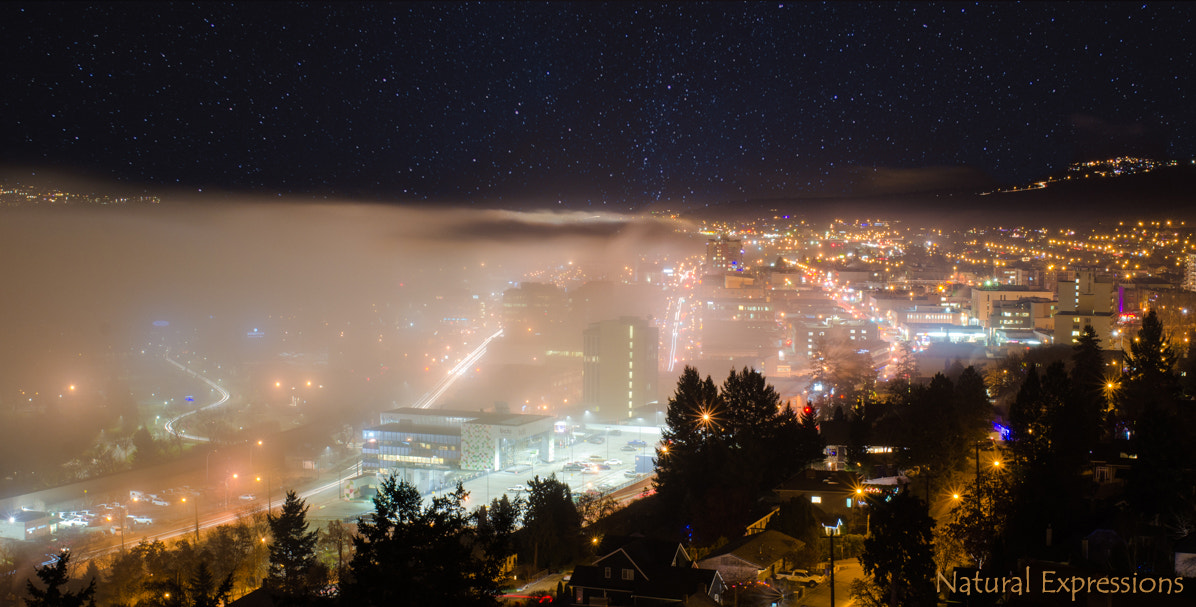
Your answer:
[846,498,853,508]
[622,569,634,581]
[810,496,821,504]
[604,567,611,579]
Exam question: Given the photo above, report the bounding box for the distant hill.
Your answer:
[687,162,1196,227]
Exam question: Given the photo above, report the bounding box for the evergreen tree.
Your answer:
[24,551,96,607]
[343,478,500,606]
[859,491,936,607]
[654,367,720,510]
[797,404,824,464]
[1007,365,1045,464]
[721,367,780,447]
[266,490,323,602]
[186,560,233,607]
[1120,309,1179,421]
[1069,325,1107,448]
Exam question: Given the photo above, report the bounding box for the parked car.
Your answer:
[563,462,586,471]
[620,445,637,452]
[626,439,647,447]
[127,515,154,525]
[605,459,622,466]
[150,498,169,506]
[585,436,605,444]
[506,485,528,493]
[623,470,643,478]
[239,494,257,501]
[777,569,824,587]
[59,517,89,528]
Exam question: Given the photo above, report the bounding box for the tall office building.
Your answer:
[1055,270,1115,345]
[502,282,567,337]
[582,317,659,420]
[706,235,744,272]
[1185,253,1196,292]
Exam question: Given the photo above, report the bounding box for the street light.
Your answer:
[181,496,199,542]
[824,520,842,607]
[257,474,272,513]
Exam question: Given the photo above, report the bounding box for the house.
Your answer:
[569,535,723,605]
[773,469,865,521]
[695,529,803,585]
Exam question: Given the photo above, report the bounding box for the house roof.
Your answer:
[773,469,862,496]
[6,510,50,523]
[699,529,803,569]
[569,563,721,601]
[594,535,691,569]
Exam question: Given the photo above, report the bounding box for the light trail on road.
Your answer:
[162,354,231,442]
[667,296,684,373]
[411,329,502,409]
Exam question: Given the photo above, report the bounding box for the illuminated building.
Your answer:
[970,285,1053,328]
[501,281,567,338]
[582,317,659,420]
[1055,270,1116,345]
[706,235,744,272]
[1185,253,1196,292]
[361,408,555,484]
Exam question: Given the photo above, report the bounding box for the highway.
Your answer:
[411,328,503,409]
[162,353,232,442]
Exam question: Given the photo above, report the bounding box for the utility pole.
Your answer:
[826,527,838,607]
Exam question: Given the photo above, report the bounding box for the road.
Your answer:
[782,560,863,607]
[411,328,503,409]
[162,353,232,442]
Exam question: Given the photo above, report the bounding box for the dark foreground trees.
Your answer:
[24,551,95,607]
[859,491,936,607]
[654,366,824,542]
[341,478,501,607]
[266,490,325,603]
[521,475,582,571]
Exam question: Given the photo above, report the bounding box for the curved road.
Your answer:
[162,353,231,442]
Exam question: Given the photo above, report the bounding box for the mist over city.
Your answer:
[3,3,1196,607]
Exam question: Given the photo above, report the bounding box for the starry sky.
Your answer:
[2,2,1193,209]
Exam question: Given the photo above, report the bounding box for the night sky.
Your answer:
[2,2,1193,209]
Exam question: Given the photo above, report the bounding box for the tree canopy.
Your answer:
[342,478,501,607]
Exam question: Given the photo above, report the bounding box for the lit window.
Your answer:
[810,496,821,504]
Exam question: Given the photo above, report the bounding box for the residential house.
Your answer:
[569,535,723,606]
[695,529,803,585]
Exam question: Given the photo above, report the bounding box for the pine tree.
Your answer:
[721,367,780,447]
[654,367,720,509]
[187,560,233,607]
[1070,325,1107,447]
[266,490,322,602]
[1120,309,1179,419]
[24,551,96,607]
